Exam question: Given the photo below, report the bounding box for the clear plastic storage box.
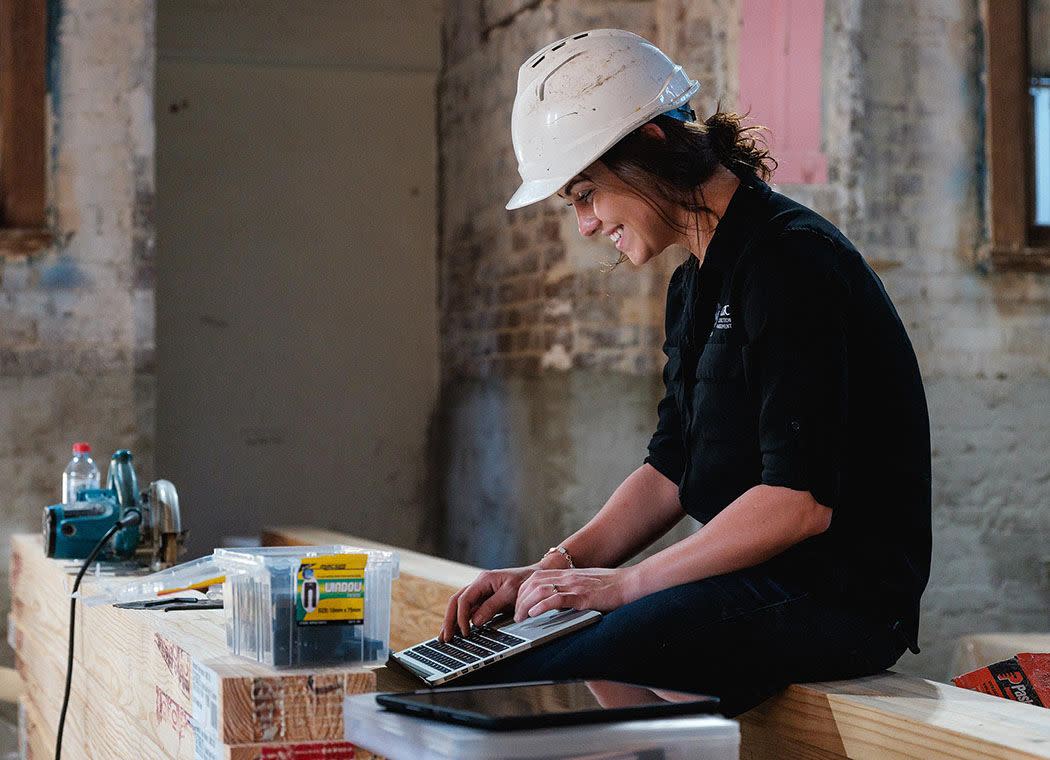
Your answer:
[216,545,399,668]
[344,693,740,760]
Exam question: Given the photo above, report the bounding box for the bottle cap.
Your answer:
[72,442,91,454]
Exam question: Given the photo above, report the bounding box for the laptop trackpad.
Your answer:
[493,608,600,641]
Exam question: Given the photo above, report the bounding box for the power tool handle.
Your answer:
[106,449,139,509]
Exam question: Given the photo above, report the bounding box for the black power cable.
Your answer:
[54,509,141,760]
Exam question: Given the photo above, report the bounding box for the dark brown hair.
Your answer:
[593,109,777,264]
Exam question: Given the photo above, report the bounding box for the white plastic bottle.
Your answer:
[62,442,101,503]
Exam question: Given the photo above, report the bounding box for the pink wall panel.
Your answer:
[739,0,827,184]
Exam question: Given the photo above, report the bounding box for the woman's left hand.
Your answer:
[513,566,643,622]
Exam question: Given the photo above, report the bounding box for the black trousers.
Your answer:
[455,564,910,717]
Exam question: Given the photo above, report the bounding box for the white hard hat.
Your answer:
[506,29,700,210]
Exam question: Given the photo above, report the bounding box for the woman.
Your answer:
[439,29,931,716]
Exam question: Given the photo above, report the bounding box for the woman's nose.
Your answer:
[575,207,601,237]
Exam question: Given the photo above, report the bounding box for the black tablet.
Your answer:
[374,679,720,731]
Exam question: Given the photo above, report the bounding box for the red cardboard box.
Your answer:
[952,652,1050,707]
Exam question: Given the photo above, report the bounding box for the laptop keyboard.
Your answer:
[401,627,527,673]
[426,640,481,662]
[412,645,469,671]
[401,649,451,673]
[447,639,492,658]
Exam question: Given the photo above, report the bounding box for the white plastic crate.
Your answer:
[344,692,739,760]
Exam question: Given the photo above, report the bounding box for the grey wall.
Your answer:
[155,1,442,556]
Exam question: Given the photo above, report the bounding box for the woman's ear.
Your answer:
[639,122,667,141]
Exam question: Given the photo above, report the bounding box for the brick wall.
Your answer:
[0,0,155,668]
[438,0,1050,681]
[441,0,664,379]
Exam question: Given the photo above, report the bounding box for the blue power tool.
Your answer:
[43,449,186,569]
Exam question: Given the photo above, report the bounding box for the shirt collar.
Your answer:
[698,167,772,273]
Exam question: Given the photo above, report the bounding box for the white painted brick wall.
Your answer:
[0,0,155,668]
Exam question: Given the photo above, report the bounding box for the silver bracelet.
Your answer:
[543,545,575,568]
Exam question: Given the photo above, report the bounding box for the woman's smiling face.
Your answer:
[559,160,681,267]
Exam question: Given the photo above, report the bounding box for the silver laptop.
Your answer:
[393,609,601,686]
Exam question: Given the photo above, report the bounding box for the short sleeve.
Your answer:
[742,231,851,510]
[644,265,689,485]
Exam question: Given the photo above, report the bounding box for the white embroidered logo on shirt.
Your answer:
[714,304,732,330]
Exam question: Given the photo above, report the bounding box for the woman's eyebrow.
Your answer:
[558,179,585,200]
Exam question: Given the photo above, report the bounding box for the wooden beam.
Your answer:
[15,625,173,760]
[0,0,48,228]
[0,226,51,255]
[20,696,60,760]
[982,0,1030,250]
[986,244,1050,272]
[741,671,1050,760]
[16,620,375,760]
[19,697,52,760]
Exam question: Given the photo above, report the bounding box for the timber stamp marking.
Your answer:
[155,686,192,740]
[155,632,192,698]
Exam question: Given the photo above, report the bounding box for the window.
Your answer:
[0,0,51,254]
[1035,75,1049,226]
[981,0,1050,269]
[1031,0,1049,228]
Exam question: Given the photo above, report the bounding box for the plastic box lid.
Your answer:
[82,555,224,607]
[214,544,399,573]
[344,693,739,760]
[81,545,399,608]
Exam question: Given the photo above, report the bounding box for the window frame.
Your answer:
[0,0,51,255]
[981,0,1050,270]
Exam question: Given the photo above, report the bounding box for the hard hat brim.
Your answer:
[505,175,571,210]
[505,78,700,211]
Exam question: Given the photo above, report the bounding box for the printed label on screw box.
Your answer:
[295,554,367,626]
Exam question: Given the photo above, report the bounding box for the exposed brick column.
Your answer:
[439,0,668,380]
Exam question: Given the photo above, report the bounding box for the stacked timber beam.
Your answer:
[265,526,1050,760]
[12,524,1050,759]
[9,534,380,759]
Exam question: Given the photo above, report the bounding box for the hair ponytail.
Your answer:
[700,109,776,181]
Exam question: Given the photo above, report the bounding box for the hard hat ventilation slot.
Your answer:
[530,55,545,68]
[551,42,566,51]
[572,33,588,39]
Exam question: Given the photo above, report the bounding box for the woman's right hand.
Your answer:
[439,564,540,642]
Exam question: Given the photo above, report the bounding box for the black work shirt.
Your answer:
[645,170,931,651]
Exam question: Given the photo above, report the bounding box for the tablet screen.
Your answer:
[377,679,720,729]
